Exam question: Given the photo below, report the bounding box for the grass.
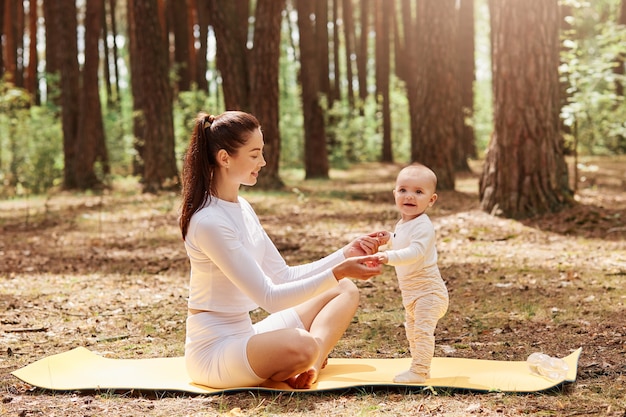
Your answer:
[1,158,625,416]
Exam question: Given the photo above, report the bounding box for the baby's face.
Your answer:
[393,168,437,221]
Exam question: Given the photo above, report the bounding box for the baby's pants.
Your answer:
[404,291,448,376]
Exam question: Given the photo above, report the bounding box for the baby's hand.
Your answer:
[377,253,389,264]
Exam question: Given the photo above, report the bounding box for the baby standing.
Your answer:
[377,163,449,383]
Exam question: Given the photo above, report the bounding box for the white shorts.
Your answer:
[185,308,304,388]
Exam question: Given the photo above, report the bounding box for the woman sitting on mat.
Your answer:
[179,111,387,389]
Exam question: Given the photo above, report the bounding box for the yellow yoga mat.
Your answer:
[12,347,582,394]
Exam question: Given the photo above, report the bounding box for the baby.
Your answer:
[377,163,449,383]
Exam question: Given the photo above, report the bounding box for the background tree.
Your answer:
[297,0,329,179]
[250,0,286,189]
[356,0,369,106]
[129,0,178,192]
[25,0,37,103]
[171,1,192,93]
[375,0,392,162]
[55,0,80,189]
[3,0,18,85]
[341,0,356,110]
[411,0,460,190]
[480,0,572,218]
[208,0,250,110]
[0,0,4,78]
[75,0,108,189]
[456,0,476,170]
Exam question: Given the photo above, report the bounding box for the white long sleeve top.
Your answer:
[184,196,342,314]
[383,214,447,305]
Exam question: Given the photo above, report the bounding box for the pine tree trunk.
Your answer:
[56,0,80,189]
[480,0,572,218]
[75,0,108,189]
[172,1,191,92]
[208,0,250,110]
[297,0,329,179]
[250,0,285,189]
[26,0,38,103]
[342,0,356,109]
[456,0,476,168]
[130,0,178,192]
[411,0,460,191]
[375,0,392,163]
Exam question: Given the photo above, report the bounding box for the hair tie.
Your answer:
[203,115,215,130]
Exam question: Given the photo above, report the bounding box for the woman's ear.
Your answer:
[216,149,230,168]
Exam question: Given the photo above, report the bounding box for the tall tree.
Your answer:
[0,0,4,78]
[3,0,18,85]
[411,0,460,190]
[480,0,572,218]
[342,0,356,109]
[331,0,340,105]
[375,0,392,162]
[55,0,80,189]
[456,0,476,170]
[171,0,191,92]
[25,0,38,103]
[316,0,331,100]
[204,0,285,188]
[250,0,286,189]
[356,0,369,104]
[130,0,178,192]
[208,0,250,110]
[43,0,60,104]
[297,0,329,179]
[195,0,209,91]
[614,0,626,97]
[75,0,108,189]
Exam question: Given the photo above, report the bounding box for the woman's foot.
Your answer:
[286,367,318,389]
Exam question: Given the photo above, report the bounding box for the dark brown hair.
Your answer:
[179,111,261,239]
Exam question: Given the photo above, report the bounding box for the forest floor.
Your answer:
[0,156,625,417]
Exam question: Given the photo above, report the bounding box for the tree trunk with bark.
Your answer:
[130,0,179,192]
[25,0,38,103]
[411,0,460,190]
[75,0,108,189]
[297,0,329,179]
[356,0,369,104]
[250,0,286,189]
[208,0,250,110]
[172,0,191,92]
[456,0,476,169]
[55,0,80,189]
[342,0,356,109]
[480,0,572,218]
[375,0,392,162]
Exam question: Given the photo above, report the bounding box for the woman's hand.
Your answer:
[332,255,382,281]
[343,231,390,258]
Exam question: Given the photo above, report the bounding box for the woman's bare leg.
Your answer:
[292,279,360,386]
[246,280,360,389]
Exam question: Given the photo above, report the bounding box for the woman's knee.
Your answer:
[289,330,321,368]
[338,278,360,305]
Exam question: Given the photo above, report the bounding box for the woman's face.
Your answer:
[228,128,266,186]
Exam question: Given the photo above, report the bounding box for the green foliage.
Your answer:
[172,86,221,170]
[0,81,63,197]
[102,92,136,177]
[560,2,626,155]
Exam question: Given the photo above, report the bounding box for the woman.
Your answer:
[179,111,387,389]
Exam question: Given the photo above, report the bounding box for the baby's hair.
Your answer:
[398,162,438,191]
